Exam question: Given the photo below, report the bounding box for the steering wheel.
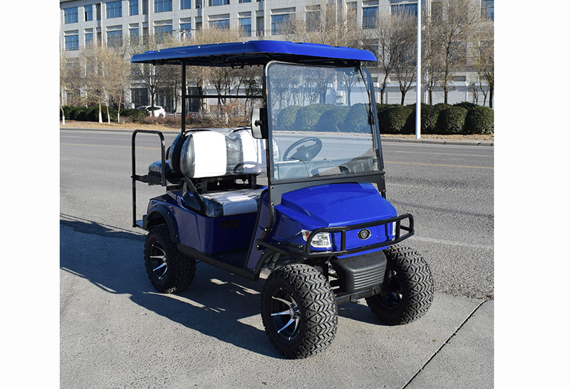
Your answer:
[282,137,323,162]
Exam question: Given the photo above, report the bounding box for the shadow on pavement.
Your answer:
[60,215,384,359]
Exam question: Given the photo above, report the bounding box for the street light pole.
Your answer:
[416,0,422,139]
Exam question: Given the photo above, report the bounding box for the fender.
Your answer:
[144,203,180,243]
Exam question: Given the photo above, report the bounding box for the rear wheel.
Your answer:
[366,245,433,325]
[144,225,196,294]
[261,263,337,359]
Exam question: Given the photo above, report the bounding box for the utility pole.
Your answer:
[415,0,422,139]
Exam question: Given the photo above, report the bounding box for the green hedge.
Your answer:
[376,102,493,135]
[436,106,468,134]
[342,104,369,133]
[293,104,334,130]
[379,106,413,134]
[276,105,301,130]
[61,105,148,123]
[464,106,494,135]
[315,106,349,132]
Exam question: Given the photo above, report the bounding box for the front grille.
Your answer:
[330,251,387,293]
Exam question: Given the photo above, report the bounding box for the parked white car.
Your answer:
[138,105,166,118]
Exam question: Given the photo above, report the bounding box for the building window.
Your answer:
[106,1,123,19]
[107,29,123,47]
[85,32,94,46]
[209,19,230,29]
[306,10,320,33]
[256,16,264,36]
[239,0,251,3]
[180,22,192,39]
[65,34,79,51]
[85,5,93,21]
[155,23,173,42]
[64,7,78,24]
[482,0,494,20]
[271,14,291,35]
[209,0,229,6]
[130,0,139,16]
[239,17,251,37]
[362,7,378,29]
[155,0,173,13]
[391,3,417,17]
[181,0,191,9]
[130,27,140,45]
[132,88,149,107]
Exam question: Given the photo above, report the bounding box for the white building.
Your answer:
[60,0,494,110]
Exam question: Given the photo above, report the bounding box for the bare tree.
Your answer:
[81,44,110,122]
[391,13,417,105]
[284,0,362,48]
[104,44,131,122]
[430,0,482,104]
[185,27,241,113]
[129,33,180,111]
[365,12,414,104]
[472,20,494,107]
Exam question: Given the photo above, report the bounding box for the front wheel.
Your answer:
[366,245,434,325]
[261,264,337,359]
[144,225,196,294]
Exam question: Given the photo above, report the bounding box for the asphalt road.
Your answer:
[60,129,494,299]
[59,128,495,388]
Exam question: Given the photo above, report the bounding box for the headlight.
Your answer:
[301,230,332,249]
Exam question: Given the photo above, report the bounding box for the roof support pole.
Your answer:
[181,62,186,135]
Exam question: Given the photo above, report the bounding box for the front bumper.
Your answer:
[257,213,414,258]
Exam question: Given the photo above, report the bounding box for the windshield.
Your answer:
[266,62,381,182]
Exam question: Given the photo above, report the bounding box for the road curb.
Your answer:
[381,137,494,146]
[60,126,494,146]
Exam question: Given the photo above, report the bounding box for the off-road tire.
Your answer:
[261,263,338,359]
[144,225,196,294]
[366,245,433,325]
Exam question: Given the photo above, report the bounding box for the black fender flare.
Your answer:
[144,204,180,243]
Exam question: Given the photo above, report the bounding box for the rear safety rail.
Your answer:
[131,130,166,228]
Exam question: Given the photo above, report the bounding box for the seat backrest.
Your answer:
[167,132,186,175]
[179,130,228,178]
[227,128,267,175]
[179,128,267,179]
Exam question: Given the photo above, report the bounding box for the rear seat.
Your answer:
[149,128,267,217]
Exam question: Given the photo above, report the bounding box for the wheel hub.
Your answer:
[270,290,301,341]
[150,242,168,280]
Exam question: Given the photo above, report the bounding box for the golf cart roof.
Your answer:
[130,40,376,67]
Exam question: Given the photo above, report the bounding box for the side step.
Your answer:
[177,243,259,281]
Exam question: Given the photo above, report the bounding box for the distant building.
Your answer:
[60,0,494,110]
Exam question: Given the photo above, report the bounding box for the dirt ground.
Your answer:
[60,120,494,142]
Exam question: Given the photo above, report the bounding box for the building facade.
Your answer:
[60,0,494,110]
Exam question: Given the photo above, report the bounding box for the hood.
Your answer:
[275,182,397,229]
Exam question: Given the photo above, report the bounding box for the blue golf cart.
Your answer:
[131,41,433,359]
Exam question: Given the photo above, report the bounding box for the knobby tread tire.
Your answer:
[261,263,338,359]
[366,245,434,325]
[144,225,196,294]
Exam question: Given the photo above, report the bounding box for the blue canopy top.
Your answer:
[130,40,376,67]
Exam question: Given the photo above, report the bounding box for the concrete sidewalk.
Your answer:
[60,223,493,388]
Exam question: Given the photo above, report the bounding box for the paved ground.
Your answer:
[60,220,493,389]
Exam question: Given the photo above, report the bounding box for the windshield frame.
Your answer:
[264,60,384,186]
